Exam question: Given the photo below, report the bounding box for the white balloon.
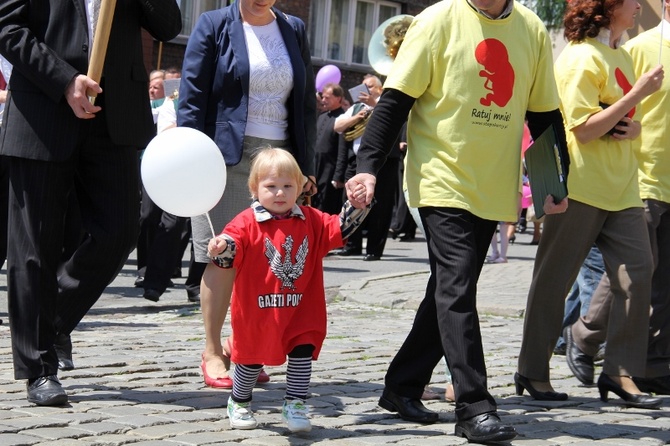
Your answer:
[141,127,226,217]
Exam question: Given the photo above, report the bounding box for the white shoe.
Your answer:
[493,257,507,263]
[282,399,311,432]
[227,396,257,429]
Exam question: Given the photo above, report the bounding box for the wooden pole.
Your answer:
[157,41,164,70]
[86,0,118,104]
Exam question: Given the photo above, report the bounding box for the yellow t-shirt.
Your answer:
[385,0,558,222]
[555,38,642,211]
[624,29,670,203]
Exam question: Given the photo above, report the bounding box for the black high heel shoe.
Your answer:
[514,373,568,401]
[597,373,661,409]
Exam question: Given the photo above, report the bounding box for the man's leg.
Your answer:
[56,129,139,335]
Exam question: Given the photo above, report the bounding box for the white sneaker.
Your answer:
[282,399,311,432]
[227,396,257,429]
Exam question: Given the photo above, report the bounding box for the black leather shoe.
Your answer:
[514,372,568,401]
[455,412,517,443]
[337,247,362,256]
[598,373,661,409]
[27,375,68,406]
[143,288,162,302]
[187,293,201,303]
[634,375,670,395]
[378,388,439,423]
[363,254,380,261]
[54,333,74,371]
[565,326,594,385]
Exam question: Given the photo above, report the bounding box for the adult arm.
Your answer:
[177,13,218,131]
[345,88,415,207]
[296,19,316,178]
[571,65,664,144]
[526,109,570,214]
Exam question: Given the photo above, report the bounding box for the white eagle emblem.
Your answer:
[264,235,309,290]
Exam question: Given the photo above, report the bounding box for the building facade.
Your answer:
[142,0,664,98]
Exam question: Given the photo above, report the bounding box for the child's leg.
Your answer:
[228,364,262,430]
[283,344,314,432]
[232,364,262,402]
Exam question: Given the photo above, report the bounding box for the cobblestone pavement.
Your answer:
[0,231,668,445]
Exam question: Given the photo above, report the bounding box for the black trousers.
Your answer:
[384,207,497,420]
[137,187,187,293]
[7,119,139,380]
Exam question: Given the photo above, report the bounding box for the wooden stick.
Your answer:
[86,0,118,104]
[157,41,163,70]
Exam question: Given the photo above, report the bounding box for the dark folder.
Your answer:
[524,124,568,219]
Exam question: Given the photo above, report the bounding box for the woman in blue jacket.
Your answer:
[178,0,317,391]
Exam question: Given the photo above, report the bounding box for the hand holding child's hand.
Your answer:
[208,236,227,258]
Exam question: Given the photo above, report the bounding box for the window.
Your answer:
[177,0,230,39]
[310,0,401,66]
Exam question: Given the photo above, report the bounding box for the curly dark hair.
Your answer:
[563,0,624,42]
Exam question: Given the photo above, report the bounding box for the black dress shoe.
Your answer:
[54,333,74,371]
[363,254,380,261]
[378,388,439,423]
[337,247,362,256]
[134,276,145,287]
[455,412,517,443]
[598,373,662,409]
[634,375,670,395]
[27,375,68,406]
[565,326,594,385]
[187,293,201,303]
[514,372,568,401]
[143,288,162,302]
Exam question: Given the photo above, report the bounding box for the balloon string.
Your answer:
[206,212,216,238]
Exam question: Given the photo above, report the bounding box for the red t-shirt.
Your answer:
[224,206,343,365]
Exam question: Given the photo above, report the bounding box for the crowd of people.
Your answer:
[0,0,667,443]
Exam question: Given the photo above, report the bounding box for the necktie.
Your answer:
[0,71,6,91]
[91,0,102,40]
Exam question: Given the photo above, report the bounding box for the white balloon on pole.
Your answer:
[141,127,226,218]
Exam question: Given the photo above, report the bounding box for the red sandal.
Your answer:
[201,352,233,389]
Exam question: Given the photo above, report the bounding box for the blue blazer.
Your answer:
[177,3,316,176]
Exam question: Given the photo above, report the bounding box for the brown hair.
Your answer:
[322,83,344,98]
[563,0,624,42]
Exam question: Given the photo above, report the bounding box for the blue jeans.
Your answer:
[555,244,605,349]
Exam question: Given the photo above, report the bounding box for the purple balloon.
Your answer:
[315,64,342,92]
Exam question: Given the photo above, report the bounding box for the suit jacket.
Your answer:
[0,0,182,161]
[177,2,316,176]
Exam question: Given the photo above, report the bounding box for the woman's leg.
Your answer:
[201,264,234,379]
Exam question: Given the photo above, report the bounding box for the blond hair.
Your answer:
[248,148,305,199]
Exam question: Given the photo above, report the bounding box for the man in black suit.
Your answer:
[313,83,345,215]
[0,0,181,406]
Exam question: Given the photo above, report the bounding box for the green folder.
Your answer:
[524,124,568,219]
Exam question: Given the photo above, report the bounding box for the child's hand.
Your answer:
[208,236,227,258]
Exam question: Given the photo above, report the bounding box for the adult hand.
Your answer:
[0,90,7,104]
[345,173,376,208]
[303,175,317,197]
[358,91,377,107]
[632,64,664,98]
[331,179,344,189]
[543,195,568,215]
[611,118,641,141]
[65,74,101,119]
